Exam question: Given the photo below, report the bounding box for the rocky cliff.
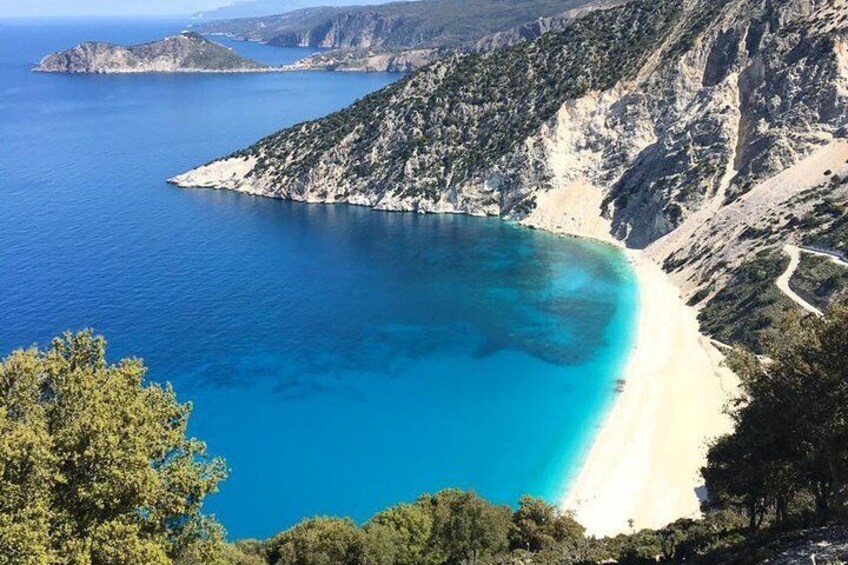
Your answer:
[195,0,621,71]
[286,1,628,72]
[173,0,848,350]
[35,32,268,74]
[192,0,385,21]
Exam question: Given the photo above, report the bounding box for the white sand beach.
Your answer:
[522,178,741,536]
[562,252,739,537]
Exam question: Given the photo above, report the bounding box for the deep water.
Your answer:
[0,18,638,540]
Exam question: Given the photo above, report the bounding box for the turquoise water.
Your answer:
[0,19,638,540]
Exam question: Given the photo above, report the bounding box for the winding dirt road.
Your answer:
[776,244,848,316]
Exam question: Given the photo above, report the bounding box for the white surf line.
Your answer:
[776,244,848,317]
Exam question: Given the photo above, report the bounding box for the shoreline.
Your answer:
[561,250,739,537]
[170,173,742,535]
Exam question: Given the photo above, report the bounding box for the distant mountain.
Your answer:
[193,0,619,71]
[34,32,268,74]
[192,0,397,20]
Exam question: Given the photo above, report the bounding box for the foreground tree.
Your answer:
[703,302,848,528]
[424,489,512,565]
[265,517,362,565]
[509,496,584,552]
[0,331,228,565]
[258,490,513,565]
[362,502,435,565]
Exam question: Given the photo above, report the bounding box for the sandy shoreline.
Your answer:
[561,250,739,537]
[174,157,741,535]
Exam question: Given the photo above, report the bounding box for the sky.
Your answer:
[0,0,229,17]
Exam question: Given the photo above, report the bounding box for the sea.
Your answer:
[0,18,639,540]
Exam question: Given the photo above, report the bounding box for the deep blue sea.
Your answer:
[0,18,638,540]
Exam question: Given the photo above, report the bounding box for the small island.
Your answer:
[34,32,271,74]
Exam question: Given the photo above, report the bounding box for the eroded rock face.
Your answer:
[284,2,626,72]
[172,0,848,309]
[195,0,621,72]
[172,0,682,210]
[35,32,267,74]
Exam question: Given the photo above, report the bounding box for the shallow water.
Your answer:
[0,18,638,539]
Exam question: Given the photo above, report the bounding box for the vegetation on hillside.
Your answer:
[235,0,681,203]
[173,34,265,71]
[789,253,848,312]
[801,195,848,258]
[693,177,848,351]
[697,250,798,353]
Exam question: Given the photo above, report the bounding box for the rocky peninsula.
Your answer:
[35,32,270,74]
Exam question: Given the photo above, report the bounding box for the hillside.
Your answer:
[192,0,395,20]
[194,0,620,71]
[172,0,848,351]
[35,32,268,74]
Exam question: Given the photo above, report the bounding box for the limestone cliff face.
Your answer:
[172,0,682,210]
[35,32,267,74]
[266,11,414,50]
[172,0,848,324]
[286,1,628,72]
[197,1,609,48]
[195,0,619,72]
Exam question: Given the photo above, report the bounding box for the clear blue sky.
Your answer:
[0,0,228,17]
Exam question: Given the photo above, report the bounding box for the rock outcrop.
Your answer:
[282,48,444,73]
[35,32,268,74]
[172,0,848,348]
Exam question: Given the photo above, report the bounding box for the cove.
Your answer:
[0,18,638,539]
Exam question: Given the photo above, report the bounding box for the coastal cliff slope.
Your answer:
[35,32,268,74]
[195,0,623,71]
[192,0,391,20]
[173,0,848,349]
